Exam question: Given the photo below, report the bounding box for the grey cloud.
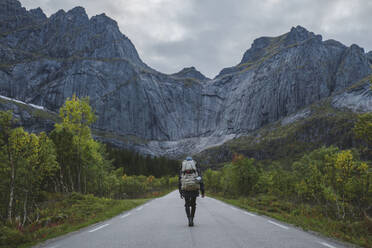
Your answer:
[20,0,372,78]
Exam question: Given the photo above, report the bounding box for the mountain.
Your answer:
[0,0,371,159]
[0,0,145,66]
[195,80,372,167]
[171,66,209,81]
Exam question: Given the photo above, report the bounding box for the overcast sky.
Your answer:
[20,0,372,78]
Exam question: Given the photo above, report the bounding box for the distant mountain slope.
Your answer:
[195,77,372,166]
[171,66,209,81]
[0,0,371,158]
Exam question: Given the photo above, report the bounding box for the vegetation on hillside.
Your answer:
[107,146,179,177]
[0,95,178,247]
[197,101,359,169]
[204,111,372,247]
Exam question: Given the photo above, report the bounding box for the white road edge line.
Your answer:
[88,224,109,233]
[243,212,257,217]
[136,206,143,211]
[144,203,150,207]
[318,241,337,248]
[230,206,237,211]
[268,220,289,230]
[120,213,131,219]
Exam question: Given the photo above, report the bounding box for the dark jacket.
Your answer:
[178,161,205,196]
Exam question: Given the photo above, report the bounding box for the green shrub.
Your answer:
[0,226,29,248]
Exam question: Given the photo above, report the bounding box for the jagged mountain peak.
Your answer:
[287,25,314,38]
[349,44,365,53]
[285,25,321,45]
[216,26,363,79]
[50,9,65,17]
[50,7,89,24]
[68,6,87,15]
[0,1,371,158]
[66,6,89,21]
[290,25,308,33]
[0,1,145,67]
[240,25,319,64]
[171,66,209,81]
[90,13,119,28]
[29,7,47,20]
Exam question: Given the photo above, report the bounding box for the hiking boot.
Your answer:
[188,217,193,226]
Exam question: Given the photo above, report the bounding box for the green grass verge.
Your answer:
[0,193,148,248]
[210,193,371,248]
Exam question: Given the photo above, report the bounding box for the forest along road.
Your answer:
[35,191,351,248]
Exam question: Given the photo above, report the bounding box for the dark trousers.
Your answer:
[184,193,197,218]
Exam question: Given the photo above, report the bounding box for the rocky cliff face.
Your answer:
[195,79,372,166]
[367,51,372,64]
[0,0,371,157]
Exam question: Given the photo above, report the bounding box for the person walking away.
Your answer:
[179,156,205,226]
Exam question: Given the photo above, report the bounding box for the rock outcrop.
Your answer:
[332,79,372,113]
[367,51,372,64]
[0,95,56,133]
[171,66,209,81]
[0,1,371,158]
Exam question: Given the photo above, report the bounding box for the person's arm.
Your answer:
[197,165,205,197]
[178,165,183,198]
[200,181,205,197]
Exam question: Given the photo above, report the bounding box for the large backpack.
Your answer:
[181,160,200,191]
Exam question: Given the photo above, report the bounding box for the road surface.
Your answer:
[35,191,351,248]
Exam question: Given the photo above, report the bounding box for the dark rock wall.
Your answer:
[0,1,371,150]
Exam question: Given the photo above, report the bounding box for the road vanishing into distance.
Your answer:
[35,191,351,248]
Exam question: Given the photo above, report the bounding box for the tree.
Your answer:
[291,146,371,220]
[292,146,339,203]
[0,111,15,222]
[55,95,96,193]
[354,112,372,158]
[333,150,370,219]
[203,168,222,193]
[1,126,59,225]
[6,127,29,223]
[15,131,59,226]
[231,154,259,196]
[35,132,60,192]
[50,127,76,192]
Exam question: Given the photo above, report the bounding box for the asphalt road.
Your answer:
[35,191,352,248]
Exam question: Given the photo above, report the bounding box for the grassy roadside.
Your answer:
[0,192,163,248]
[209,193,371,248]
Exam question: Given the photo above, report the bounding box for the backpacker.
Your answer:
[181,160,200,191]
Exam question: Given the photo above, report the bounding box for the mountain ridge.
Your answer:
[171,66,209,81]
[0,0,371,158]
